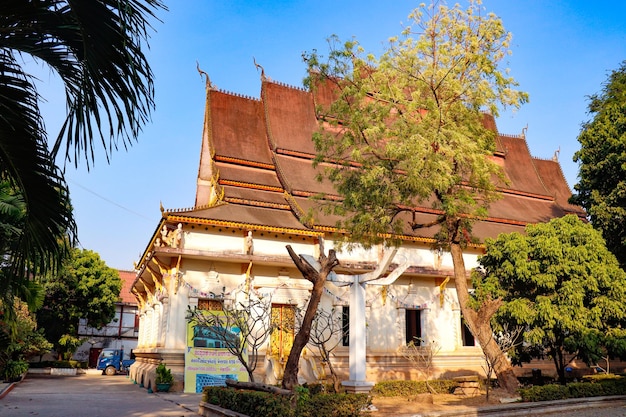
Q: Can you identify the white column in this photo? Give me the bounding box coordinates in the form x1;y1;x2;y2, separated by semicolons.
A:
154;303;163;347
350;280;366;381
146;307;155;347
342;278;374;393
138;313;146;347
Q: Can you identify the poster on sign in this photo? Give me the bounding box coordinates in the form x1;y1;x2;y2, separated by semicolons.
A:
185;312;249;393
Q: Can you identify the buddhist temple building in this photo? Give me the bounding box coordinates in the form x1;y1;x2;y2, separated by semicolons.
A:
128;70;584;393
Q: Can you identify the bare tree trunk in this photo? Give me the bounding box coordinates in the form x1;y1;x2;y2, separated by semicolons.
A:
318;344;340;392
554;347;566;384
246;366;255;383
450;242;519;394
282;245;339;390
327;358;341;393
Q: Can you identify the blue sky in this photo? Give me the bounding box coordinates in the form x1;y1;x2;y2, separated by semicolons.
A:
38;1;626;270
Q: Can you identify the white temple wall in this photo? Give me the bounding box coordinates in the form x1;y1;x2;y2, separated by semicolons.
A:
327;242;379;263
182;260;244;297
135;226;491;389
428;289;461;352
366;292;400;352
182;227;315;258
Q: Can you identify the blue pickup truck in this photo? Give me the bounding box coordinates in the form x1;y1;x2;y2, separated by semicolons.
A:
96;348;135;376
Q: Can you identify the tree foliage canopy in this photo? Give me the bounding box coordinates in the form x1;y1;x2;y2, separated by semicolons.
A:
571;61;626;268
0;297;52;366
304;0;527;249
303;0;527;393
473;215;626;382
37;248;121;358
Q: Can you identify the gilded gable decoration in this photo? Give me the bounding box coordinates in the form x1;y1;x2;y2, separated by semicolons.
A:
196;62;216;91
253;57;268;81
157;223;184;248
207;170;224;207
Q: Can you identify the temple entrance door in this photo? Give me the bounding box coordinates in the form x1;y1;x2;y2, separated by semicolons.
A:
270;304;295;363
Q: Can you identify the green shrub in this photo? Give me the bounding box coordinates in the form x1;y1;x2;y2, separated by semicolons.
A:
519;383;570;402
67;360;87;369
371;380;458;397
304;382;337;394
299;392;370;417
593;377;626;395
519;378;626;402
582;373;622;382
203;387;294;417
203;386;371;417
2;360;28;382
567;381;604;398
28;360;87;369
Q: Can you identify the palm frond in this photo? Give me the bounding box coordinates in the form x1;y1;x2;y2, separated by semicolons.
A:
0;0;165;168
0;48;75;278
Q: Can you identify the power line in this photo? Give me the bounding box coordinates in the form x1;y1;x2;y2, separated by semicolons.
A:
68;178;154;222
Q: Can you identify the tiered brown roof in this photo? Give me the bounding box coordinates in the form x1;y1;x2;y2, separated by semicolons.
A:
166;76;585;243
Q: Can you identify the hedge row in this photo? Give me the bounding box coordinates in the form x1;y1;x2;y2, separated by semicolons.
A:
519;377;626;402
28;360;87;369
370;379;459;397
203;386;371;417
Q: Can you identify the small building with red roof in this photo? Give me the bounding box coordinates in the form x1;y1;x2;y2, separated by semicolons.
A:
75;270;139;367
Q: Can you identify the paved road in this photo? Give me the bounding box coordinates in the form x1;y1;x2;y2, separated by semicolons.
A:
0;373;202;417
6;374;626;417
538;404;626;417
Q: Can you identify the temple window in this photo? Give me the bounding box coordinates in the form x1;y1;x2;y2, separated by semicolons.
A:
405;309;422;344
341;306;350;346
461;316;475;346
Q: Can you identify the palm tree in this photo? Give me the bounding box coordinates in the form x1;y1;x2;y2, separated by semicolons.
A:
0;1;165;297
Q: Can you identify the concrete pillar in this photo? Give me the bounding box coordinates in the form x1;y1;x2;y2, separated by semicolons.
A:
342;278;374;394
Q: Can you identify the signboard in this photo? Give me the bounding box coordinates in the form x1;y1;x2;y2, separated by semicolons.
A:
184;313;249;393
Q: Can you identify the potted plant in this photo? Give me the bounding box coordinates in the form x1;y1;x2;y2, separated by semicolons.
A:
155;362;173;392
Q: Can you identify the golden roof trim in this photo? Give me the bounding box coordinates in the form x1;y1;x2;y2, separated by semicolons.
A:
215;155;275;170
219;179;283;193
224;196;291;210
165;215;323;237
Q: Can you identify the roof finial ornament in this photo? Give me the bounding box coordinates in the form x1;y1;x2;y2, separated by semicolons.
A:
253;57;266;80
196;61;215;90
159;201;165;214
521;124;528;138
553;146;560;162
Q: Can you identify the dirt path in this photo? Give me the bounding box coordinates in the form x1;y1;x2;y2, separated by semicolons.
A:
370;388;512;416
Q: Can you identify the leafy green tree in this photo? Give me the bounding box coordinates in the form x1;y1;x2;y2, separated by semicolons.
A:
472;215;626;384
0;297;52;369
0;0;165;300
37;248;121;359
303;1;527;393
571;61;626;268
